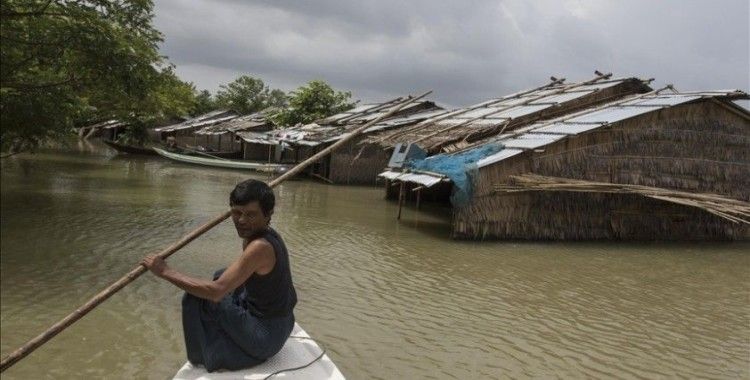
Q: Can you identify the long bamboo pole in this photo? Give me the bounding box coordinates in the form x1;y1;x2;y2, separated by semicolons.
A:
0;90;432;372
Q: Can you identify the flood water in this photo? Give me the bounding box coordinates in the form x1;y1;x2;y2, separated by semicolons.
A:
1;141;748;379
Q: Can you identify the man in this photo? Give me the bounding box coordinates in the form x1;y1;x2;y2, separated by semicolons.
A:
141;179;297;372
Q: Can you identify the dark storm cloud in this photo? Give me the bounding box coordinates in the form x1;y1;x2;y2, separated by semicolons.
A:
154;0;749;107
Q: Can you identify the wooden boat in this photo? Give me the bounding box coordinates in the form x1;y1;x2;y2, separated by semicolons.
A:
173;323;345;380
103;140;158;155
182;145;242;159
153;147;292;173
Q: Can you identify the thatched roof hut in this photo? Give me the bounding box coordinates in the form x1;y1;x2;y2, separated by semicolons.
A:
237;96;444;183
381;88;750;240
152;110;238;146
192;110;276;153
365;73;653;154
78;119;129;140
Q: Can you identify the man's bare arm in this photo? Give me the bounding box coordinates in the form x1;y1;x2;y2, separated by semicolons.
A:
141;239;275;302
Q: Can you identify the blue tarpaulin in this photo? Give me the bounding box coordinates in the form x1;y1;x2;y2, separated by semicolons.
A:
405;143;505;205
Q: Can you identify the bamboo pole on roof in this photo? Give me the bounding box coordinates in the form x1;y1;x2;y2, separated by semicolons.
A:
440;79;655;152
460;86;675;154
372;77;568;145
442;79;663;155
335;97;405;124
411;72;614;148
0;91;433;373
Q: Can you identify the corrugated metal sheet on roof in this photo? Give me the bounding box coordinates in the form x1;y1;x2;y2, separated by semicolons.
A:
529;90;595;105
195;112;271;135
569;107;656;124
370;76;653;150
490;104;551;119
621;95;702;107
272;99;442;146
471;89;748;169
501;135;565;150
377;170;445;187
154;110;238;132
476;148;524;168
534;123;605;135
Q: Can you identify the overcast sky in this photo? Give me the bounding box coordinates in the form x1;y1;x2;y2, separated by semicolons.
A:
154;0;749;107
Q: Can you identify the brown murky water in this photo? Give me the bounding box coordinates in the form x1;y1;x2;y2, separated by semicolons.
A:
1;141;748;379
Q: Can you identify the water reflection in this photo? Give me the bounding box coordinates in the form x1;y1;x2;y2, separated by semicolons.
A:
1;141;748;379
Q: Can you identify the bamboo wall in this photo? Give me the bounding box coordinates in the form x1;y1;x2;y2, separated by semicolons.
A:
454;192;749;240
242;142;275;161
454;100;750;240
328;137;393;185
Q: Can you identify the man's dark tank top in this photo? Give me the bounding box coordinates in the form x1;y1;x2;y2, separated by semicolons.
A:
240;227;297;318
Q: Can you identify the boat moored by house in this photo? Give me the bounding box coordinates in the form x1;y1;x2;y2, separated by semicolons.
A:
153;147;292;173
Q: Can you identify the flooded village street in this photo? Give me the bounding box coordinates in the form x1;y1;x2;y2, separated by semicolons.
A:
1;142;748;379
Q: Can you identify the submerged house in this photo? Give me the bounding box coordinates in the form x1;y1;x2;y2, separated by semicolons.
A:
193;110;276;154
381;87;750;240
237;97;444;184
78;119;128;140
352;73;653;189
152;110;238;147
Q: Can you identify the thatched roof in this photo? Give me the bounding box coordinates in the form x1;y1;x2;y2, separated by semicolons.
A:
83;119;128;130
237;96;444;146
366;73;652;153
194;109;275;136
474;88;748;169
379;88;749;197
153;110;238;133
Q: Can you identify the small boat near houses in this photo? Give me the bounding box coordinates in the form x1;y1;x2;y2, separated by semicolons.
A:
172;323;345;380
104;139;243;159
181;145;243;159
153;147;292;173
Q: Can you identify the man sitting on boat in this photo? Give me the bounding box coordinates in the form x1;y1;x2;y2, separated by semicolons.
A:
141;179;297;372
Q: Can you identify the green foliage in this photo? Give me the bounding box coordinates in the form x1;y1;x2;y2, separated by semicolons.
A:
190;89;216;117
0;0;195;151
271;80;354;127
215;75;286;115
115;121;149;146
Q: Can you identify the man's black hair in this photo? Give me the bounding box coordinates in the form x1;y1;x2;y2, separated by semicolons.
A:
229;179;275;216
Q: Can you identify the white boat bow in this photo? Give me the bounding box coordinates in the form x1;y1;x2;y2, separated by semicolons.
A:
173;323;344;380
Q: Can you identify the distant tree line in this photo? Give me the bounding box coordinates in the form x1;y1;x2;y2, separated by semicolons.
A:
190;77;355;127
0;0;354;152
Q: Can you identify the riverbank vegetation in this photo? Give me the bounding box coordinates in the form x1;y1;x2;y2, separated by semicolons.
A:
0;1;354;153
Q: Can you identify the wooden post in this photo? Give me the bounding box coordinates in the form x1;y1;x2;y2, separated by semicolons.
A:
217;134;222;151
397;182;405;220
415;187;422;227
416;187;422;211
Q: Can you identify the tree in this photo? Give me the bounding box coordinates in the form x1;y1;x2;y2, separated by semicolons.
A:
271;80;354;127
115;67;195;145
0;0;195;151
214;75;286;115
190;89;217;117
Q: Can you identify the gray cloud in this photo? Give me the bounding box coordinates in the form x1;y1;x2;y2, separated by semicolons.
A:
154;0;750;107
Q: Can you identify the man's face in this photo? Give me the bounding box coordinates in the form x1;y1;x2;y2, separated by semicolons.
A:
230;201;269;239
